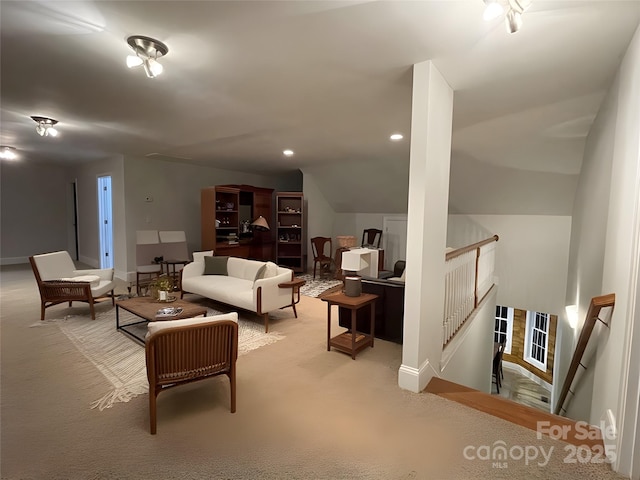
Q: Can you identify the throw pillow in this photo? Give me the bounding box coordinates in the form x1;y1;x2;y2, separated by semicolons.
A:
203;256;229;275
263;262;278;278
254;264;267;282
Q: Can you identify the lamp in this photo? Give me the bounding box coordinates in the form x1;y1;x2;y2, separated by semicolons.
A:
481;0;529;34
251;216;270;232
126;35;168;79
0;146;17;160
341;251;370;297
31;116;59;137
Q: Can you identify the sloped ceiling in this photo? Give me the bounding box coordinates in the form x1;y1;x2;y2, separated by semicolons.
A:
1;1;639;215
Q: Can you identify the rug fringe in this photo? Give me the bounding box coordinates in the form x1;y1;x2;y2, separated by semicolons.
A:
91;382;149;411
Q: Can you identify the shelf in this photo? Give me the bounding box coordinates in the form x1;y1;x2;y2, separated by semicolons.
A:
276;193;304;274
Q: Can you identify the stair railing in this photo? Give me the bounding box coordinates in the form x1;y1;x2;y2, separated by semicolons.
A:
554;293;616;415
443;235;499;346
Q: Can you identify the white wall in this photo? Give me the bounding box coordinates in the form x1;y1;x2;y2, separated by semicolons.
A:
559;24;640;476
0;161;70;264
467;215;571;316
440;288;496;392
70;156;126;280
593;24;640;476
302;172;336;270
447;214;494;248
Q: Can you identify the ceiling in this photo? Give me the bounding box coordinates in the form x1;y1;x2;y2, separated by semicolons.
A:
1;1;639;213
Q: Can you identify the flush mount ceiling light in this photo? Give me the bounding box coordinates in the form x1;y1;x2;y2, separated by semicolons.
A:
126;35;168;78
482;0;530;34
389;133;403;141
0;146;17;160
31;116;59;137
283;149;294;156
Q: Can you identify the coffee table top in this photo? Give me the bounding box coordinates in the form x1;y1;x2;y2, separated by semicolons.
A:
116;296;207;322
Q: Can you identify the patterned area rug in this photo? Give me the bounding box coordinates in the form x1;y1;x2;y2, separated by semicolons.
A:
31;308;284;410
298;273;343;297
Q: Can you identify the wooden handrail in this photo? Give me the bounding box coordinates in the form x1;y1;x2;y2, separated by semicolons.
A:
554;293;616;415
445;235;499;261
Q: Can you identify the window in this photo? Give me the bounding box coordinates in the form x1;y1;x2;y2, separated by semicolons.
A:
524;311;550;371
494;305;514;354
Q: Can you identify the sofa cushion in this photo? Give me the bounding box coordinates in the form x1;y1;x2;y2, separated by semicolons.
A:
204;256;228;275
146;312;238;340
181;275;254;311
227;257;267;282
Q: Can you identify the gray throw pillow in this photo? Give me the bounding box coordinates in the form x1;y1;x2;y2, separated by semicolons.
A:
203;256;229;275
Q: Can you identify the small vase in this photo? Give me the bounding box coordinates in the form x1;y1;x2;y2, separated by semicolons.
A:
158;290;168;301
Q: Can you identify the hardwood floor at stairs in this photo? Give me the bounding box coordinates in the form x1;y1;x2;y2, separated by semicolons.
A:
425;377;604;452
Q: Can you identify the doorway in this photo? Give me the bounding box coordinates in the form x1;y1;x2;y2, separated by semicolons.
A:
67;180;79;261
97;175;113;269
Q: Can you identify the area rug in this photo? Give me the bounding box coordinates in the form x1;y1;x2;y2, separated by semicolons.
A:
31;308;284;411
298;273;342;297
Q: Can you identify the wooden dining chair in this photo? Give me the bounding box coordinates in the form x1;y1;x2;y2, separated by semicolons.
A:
310;236;334;279
361;228;382;249
492;343;505;393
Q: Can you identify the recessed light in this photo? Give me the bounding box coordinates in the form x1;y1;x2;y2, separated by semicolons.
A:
283;149;294;156
0;146;17;160
390;133;403;141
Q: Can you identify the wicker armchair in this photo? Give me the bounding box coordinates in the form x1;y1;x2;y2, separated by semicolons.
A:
145;313;239;434
29;251;115;320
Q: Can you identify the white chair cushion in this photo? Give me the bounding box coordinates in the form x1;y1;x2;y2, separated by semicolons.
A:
33;251;76;280
137;230;160;245
60;275;101;288
137;264;162;274
159;231;187;243
146;312;238;339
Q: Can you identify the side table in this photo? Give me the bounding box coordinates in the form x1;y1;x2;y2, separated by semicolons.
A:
278;277;306;318
322;292;378;360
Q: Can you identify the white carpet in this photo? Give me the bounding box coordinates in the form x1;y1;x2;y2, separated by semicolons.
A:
31;308;284;411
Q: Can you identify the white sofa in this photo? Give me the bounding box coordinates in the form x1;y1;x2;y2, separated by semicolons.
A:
181;255;295;332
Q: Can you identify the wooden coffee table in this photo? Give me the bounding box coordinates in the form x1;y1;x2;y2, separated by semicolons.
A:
116;296;208;344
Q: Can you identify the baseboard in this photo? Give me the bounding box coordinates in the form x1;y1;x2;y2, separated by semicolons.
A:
398;357;437;393
0;256;29;266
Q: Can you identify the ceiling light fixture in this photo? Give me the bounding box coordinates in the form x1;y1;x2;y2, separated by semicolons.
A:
126;35;168;79
283;149;294;156
31;116;59;137
483;0;504;21
0;146;17;160
482;0;530;34
389;133;403;141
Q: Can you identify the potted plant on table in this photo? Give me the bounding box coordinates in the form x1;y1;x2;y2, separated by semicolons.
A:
149;274;173;301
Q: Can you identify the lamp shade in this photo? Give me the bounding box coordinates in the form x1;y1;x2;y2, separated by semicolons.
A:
251;216;270;231
341;251;369;273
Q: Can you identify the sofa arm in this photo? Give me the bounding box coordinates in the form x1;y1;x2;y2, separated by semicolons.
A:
254;271;293;313
73;268;114;281
181;261;204;280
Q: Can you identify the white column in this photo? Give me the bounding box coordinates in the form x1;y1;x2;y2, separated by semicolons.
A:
398;60;454;392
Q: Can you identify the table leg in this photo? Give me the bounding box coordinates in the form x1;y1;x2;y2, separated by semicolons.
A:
327;303;332;351
370;302;375;348
116;304;120;330
351;308;356;360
